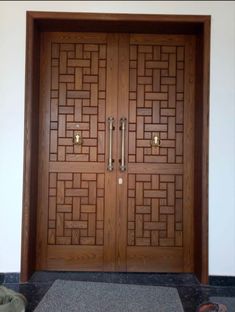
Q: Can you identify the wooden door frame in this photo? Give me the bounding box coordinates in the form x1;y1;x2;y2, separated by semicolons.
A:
21;11;210;283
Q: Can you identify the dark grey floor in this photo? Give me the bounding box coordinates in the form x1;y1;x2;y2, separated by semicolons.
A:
2;272;235;312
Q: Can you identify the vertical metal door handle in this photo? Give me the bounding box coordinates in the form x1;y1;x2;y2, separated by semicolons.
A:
119;117;127;172
107;117;114;171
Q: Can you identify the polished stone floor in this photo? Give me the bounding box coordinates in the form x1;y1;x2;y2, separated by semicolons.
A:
1;272;235;311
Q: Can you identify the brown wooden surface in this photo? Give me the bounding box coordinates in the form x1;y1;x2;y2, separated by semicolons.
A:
183;37;195;272
122;34;195;272
21;13;40;282
47;246;104;270
21;12;210;283
194;19;210;284
36;32;196;272
201;19;210;284
30;11;210;35
36;32;118;270
194;32;204;284
36;33;51;269
127;247;183;272
103;34;119;270
116;34;130;271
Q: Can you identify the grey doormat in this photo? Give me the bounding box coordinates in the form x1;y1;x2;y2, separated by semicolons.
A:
210;297;235;312
34;280;184;312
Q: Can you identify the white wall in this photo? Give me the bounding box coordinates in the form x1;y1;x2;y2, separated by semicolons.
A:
0;1;234;276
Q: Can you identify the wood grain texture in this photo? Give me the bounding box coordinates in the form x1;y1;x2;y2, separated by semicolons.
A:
115;34;129;271
21;13;40;282
47;246;103;270
36;32;117;271
200;19;210;284
21;12;210;283
103;34;119;270
127;247;183;272
47;172;105;246
47;35;107;163
28;11;210;35
183;37;196;272
37;33;196;272
125;34;196;272
194;19;210;284
128;39;185;166
36;33;51;269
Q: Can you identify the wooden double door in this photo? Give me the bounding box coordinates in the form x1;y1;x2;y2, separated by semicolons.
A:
36;32;195;272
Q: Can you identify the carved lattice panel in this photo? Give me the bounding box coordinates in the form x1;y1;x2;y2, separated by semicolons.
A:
48;172;104;246
49;42;107;162
128;44;184;164
127;174;183;247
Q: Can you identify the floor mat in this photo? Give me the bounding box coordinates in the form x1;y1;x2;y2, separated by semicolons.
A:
34;280;184;312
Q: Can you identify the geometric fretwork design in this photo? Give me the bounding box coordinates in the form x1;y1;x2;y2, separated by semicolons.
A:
128;44;185;163
127;174;183;247
48;172;104;246
49;42;107;162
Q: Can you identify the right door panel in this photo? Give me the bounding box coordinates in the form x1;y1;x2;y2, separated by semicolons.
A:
118;34;196;272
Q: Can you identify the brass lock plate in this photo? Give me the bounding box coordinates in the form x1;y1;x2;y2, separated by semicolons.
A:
74;133;82;145
151;134;161;147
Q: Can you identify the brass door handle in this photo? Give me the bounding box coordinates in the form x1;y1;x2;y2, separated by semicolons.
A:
119;117;127;172
107;117;114;171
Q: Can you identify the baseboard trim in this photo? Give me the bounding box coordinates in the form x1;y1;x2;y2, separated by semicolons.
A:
0;273;20;284
1;272;235;286
209;275;235;286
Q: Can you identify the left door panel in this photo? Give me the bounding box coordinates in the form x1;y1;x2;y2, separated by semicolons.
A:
36;32;118;271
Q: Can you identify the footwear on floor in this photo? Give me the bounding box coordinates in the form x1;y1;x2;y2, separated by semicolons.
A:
197;302;227;312
0;286;27;312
